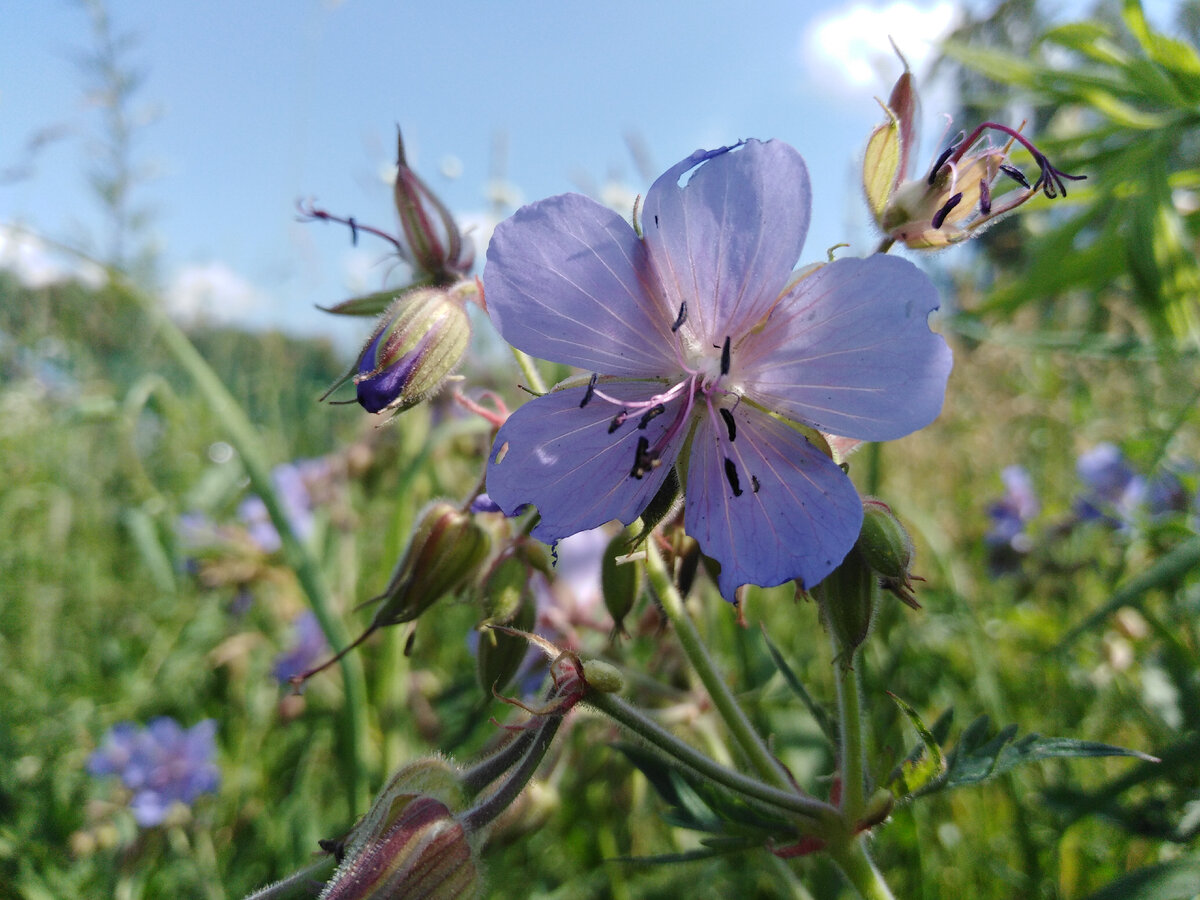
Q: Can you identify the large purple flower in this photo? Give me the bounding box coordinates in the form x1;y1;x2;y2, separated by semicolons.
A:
484;140;952;599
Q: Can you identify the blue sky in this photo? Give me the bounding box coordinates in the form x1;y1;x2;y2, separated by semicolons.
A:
0;0;1139;345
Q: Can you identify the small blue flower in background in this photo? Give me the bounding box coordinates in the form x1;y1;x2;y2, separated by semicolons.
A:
985;465;1039;553
87;718;220;826
238;459;331;553
483;139;952;599
1074;443;1146;526
272;610;330;684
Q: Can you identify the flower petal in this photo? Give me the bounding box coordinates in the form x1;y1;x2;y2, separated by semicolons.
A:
684;405;863;600
642;140;811;345
487;382;683;544
740;255;952;441
484;194;677;375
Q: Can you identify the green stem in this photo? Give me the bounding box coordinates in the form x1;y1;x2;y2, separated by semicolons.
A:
511;347;548;395
120;275;371;812
241;856;337;900
827;837;895;900
643;540;792;791
587;691;835;825
835;651;867;823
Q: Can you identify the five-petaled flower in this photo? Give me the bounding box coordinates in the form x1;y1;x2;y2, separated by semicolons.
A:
484;140;952;599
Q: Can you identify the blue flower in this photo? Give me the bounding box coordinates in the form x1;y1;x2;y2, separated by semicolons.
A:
483;140;952;599
1074;443;1145;526
272;610;330;684
87;718;220;826
985;465;1038;552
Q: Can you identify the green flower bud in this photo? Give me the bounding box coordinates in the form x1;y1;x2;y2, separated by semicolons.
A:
858;498;921;609
600;531;642;636
814;545;877;661
477;563;536;696
371;501;491;628
393;129;475;282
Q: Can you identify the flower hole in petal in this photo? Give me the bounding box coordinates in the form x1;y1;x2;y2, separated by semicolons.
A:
494;441;510;465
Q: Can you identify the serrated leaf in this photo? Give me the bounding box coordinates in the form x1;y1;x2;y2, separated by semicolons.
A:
886;694;947;800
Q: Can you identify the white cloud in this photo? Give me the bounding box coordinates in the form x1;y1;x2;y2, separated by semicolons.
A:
801;1;962;93
165;261;270;326
0;226;107;290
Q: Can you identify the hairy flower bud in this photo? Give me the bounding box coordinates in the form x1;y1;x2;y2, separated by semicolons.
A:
600;530;642;636
393;129;475;282
814;545;878;662
320;795;480;900
370;501;491;628
858;498;921;609
350;286;471;416
477;556;537;695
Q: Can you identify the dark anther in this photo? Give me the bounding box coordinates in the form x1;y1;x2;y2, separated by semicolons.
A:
927;133;964;185
348;217;359;246
720;336;731;376
1000;164;1031;188
751;475;761;494
671;301;688;332
724;457;743;497
630;436;660;479
1034;155;1086;200
931;192;964;229
608;409;629;434
979;179;992;216
654;215;659;228
580;373;598;408
638;403;666;429
719;407;736;442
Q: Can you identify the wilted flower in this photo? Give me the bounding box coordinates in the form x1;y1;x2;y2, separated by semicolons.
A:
87;718;220;826
273;611;330;684
864;66;1084;249
484;140;952;599
392;129;476;283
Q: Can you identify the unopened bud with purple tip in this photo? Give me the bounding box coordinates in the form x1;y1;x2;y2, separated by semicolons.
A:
331;285;471;417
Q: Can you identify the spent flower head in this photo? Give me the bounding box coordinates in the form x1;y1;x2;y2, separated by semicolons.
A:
865;66;1084;249
484;140;952;599
87;718;220;826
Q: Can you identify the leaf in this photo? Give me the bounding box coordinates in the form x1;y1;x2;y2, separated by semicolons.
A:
900;714;1157;799
759;630;836;748
1080;855;1200;900
318;288;405;317
886;694;947;800
863;105;901;220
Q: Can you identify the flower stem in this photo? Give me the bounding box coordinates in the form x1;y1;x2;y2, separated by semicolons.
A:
643;540;792;791
835;651;867;822
827;838;896;900
241;855;337;900
587;691;835;825
119;274;371;813
510;347;548;395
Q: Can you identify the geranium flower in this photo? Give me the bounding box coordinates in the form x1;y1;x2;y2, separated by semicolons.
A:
484;140;952;599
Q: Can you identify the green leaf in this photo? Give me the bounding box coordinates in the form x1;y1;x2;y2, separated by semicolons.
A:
886;693;947;800
318;287;406;317
863;105;901;220
760;630;837;748
1080;855;1200;900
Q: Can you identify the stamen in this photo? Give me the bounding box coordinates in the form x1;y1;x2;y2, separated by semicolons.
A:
932;192;964;229
720;336;731;376
751;475;761;494
348;216;359;246
638;403;666;429
580;373;598;408
630;436;660;479
724;457;743;497
671;301;688;332
979;179;991;216
1000;164;1030;188
608;409;628;434
927;133;964;185
719;407;736;442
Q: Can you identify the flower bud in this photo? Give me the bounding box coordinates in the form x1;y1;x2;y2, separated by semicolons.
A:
351;286;471;416
393;129;475;282
813;545;877;661
600;531;642;636
477;591;536;697
858;498;921;609
370;501;491;628
320;795;480;900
